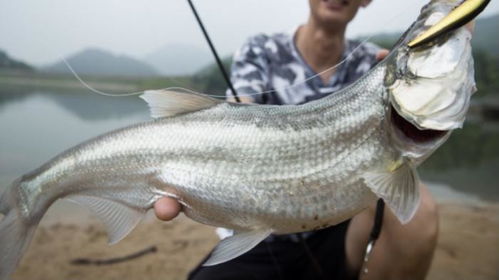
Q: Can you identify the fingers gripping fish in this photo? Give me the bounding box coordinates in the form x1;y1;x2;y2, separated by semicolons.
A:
0;0;488;278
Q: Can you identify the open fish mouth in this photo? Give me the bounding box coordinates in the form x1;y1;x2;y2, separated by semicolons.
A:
386;0;489;132
390;107;447;144
382;0;491;159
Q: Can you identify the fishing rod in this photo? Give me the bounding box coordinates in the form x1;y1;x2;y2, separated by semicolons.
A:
186;0;240;103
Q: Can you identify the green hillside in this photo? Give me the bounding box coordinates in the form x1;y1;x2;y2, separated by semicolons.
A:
0;50;33;71
42;48;158;77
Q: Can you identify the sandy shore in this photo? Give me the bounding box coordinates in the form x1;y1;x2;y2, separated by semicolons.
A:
10;201;499;280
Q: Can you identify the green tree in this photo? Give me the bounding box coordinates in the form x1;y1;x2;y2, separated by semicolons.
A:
191;57;233;96
473;49;499;97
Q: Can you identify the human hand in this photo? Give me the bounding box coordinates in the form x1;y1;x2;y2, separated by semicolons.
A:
376;49;389;61
154;197;182;221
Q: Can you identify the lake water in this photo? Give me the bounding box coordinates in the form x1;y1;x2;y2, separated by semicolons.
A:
0;86;498;205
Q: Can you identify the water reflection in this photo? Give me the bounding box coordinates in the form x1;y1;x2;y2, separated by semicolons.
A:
0;87;149;187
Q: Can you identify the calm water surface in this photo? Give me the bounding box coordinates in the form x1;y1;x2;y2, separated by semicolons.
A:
0;87;498;203
0;87;148;188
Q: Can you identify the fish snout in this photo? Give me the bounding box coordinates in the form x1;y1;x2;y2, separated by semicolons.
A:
407;0;489;49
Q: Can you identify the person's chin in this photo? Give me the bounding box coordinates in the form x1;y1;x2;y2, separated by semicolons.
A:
317;11;348;26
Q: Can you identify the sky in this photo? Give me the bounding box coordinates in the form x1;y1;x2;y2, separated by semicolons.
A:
0;0;498;66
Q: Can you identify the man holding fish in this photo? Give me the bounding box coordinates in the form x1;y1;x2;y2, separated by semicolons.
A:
155;0;439;279
0;0;485;279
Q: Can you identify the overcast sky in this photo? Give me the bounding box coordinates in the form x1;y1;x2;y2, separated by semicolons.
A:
1;0;498;66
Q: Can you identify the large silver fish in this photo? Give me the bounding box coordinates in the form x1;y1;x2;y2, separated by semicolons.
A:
0;0;488;278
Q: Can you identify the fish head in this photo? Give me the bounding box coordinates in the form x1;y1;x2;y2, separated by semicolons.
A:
383;0;487;161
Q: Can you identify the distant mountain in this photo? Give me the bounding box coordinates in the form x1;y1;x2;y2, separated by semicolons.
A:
42;48;158;77
0;50;33;71
144;44;212;76
364;13;499;56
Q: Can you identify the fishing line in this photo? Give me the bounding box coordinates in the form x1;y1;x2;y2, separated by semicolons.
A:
62;58;144;97
62;58;194;97
63;0;422;99
61;35;373;99
62;32;376;99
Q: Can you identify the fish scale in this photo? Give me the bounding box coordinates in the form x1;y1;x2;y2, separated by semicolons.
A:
155;66;389;232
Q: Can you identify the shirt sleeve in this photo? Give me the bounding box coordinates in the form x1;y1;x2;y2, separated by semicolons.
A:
226;34;271;104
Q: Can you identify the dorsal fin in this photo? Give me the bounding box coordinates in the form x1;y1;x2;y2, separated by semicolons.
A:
140;89;222;118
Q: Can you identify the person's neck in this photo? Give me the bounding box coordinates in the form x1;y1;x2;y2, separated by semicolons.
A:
295;18;346;84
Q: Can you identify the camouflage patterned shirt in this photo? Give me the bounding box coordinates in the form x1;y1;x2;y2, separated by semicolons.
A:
226;31;380;105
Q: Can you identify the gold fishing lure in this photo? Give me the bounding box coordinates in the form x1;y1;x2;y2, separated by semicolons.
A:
408;0;491;48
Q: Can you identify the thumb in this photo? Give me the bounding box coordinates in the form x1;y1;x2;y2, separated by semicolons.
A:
154;197;182;221
376;49;390;61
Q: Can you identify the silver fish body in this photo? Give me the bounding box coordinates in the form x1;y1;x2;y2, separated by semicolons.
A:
16;64;387;234
0;0;481;277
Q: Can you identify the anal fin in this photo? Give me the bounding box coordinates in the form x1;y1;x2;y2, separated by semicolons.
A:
203;229;272;266
361;163;421;224
67;195;145;244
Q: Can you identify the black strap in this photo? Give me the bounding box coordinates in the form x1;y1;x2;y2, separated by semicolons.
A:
358;199;385;279
370;199;385;242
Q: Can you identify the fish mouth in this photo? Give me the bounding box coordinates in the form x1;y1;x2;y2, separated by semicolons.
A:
385;0;484;132
390;106;447;144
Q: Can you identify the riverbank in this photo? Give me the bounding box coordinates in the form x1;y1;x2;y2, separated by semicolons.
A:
9;200;499;280
0;70;193;94
428;202;499;280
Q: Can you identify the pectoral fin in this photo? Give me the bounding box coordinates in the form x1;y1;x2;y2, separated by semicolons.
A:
361;163;421;224
203;229;272;266
67;195;145;245
140;89;222;118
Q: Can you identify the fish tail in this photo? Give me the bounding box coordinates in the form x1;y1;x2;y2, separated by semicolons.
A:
0;189;38;280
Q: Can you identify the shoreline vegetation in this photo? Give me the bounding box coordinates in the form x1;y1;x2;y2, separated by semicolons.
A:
0;70;195;94
1;69;497;123
9;199;499;280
